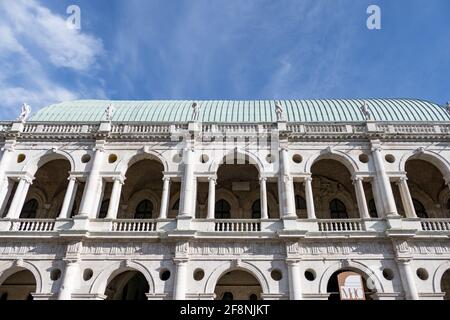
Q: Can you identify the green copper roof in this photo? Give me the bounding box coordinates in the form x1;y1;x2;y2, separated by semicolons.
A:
29;99;450;123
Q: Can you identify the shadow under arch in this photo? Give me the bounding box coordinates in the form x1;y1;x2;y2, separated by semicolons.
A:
400;150;450;178
116;150;169;176
209;148;264;174
90;261;155;296
23;150;75;176
204;261;270;296
305;149;359;175
0;261;43;294
433;260;450;293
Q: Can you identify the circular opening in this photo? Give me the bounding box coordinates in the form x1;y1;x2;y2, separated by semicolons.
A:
416;268;429;281
385;154;396;163
160;269;171;281
17;154;26;163
81;154;91;163
108;154;118;163
200;154;209;164
266;154;275;163
382;268;394;280
304;269;316;281
292;154;303;164
83;268;93;281
50;268;61;281
359;154;369;163
271;269;283;281
172;153;182;163
193;269;205;281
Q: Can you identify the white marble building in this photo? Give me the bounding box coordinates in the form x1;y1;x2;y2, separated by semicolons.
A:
0;99;449;300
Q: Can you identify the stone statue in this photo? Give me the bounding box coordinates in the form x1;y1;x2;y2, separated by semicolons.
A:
446;102;450;115
275;102;284;121
105;104;114;122
360;102;372;120
18;103;31;122
191;102;200;121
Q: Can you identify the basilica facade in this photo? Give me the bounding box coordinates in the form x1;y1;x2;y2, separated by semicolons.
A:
0;99;449;300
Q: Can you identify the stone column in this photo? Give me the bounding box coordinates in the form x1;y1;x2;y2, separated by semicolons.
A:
207;177;216;219
259;177;269;219
371;145;398;216
58;260;79;300
287;259;303;300
353;177;370;219
159;177;171;219
280;148;296;217
370;178;384;218
0;146;15;212
304;177;316;219
59;177;78;219
173;258;188;300
397;177;417;218
6;177;32;219
106;177;124;220
78;147;105;218
180;146;195;218
396;259;419;300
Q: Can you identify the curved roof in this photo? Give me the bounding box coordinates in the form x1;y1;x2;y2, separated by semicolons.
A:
29;99;450;123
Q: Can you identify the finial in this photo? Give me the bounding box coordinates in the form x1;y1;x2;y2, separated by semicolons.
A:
18;103;31;123
105;103;114;122
191;102;200;121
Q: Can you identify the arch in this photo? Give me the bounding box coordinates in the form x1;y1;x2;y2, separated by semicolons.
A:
305;150;359;175
432;261;450;293
329;198;348;219
125;189;160;219
215;199;231;219
215;189;240;215
90;261;155;296
319;260;384;294
116;151;168;176
204;261;270;295
209;149;264;174
23;150;75;176
400;150;450;177
0;261;43;294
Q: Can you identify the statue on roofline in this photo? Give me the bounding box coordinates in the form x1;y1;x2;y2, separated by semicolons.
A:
105;104;114;122
18;103;31;123
360;101;372;121
191;102;200;121
275;101;284;121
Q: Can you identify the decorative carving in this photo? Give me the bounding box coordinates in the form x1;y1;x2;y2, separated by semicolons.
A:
18;103;31;123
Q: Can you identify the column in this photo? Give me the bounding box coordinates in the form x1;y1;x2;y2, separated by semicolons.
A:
0;147;14;212
304;177;316;219
57;260;79;300
106;177;124;219
159;177;171;219
287;259;302;300
353;177;370;219
6;177;32;219
370;178;384;218
397;259;419;300
280;148;296;217
397;177;417;218
173;258;188;300
78;148;105;218
180;146;195;218
260;177;269;219
207;177;216;219
371;145;398;216
59;177;78;219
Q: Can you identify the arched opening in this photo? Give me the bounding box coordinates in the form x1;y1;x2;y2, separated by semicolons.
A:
134;200;154;219
326;269;375;300
118;159;166;219
214;270;263;300
403;159;447;218
20;159;71;218
310;159;359;219
215;154;279;219
0;269;36;300
329;199;348;219
215;199;231;219
251;200;261;219
441;269;450;300
105;270;149;300
20;199;38;219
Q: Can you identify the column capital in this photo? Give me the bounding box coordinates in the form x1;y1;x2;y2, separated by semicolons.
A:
207;176;217;183
371;146;382;153
113;176;126;184
304;176;313;182
162;176;171;182
286;258;301;266
19;175;33;185
173;257;189;265
352;176;364;183
395;257;412;265
67;176;78;182
93;146;105;153
1;145;15;152
398;176;408;183
259;176;267;182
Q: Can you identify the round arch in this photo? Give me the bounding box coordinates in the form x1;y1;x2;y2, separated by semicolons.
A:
215;189;240;215
204;261;270;295
319;260;384;294
116;151;168;176
90;261;155;296
305;150;359;175
433;261;450;293
209;149;264;174
123;189;160;219
400;150;450;178
0;261;43;294
23;150;75;176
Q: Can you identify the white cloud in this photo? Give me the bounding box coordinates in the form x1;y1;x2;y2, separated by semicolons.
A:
0;0;104;119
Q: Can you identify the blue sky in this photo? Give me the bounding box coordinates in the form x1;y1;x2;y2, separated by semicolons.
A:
0;0;449;120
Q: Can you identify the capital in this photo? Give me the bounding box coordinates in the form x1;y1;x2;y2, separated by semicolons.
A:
20;176;33;184
371;146;382;153
208;177;217;183
162;176;171;182
113;176;126;184
304;176;313;182
68;176;77;182
259;176;267;182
